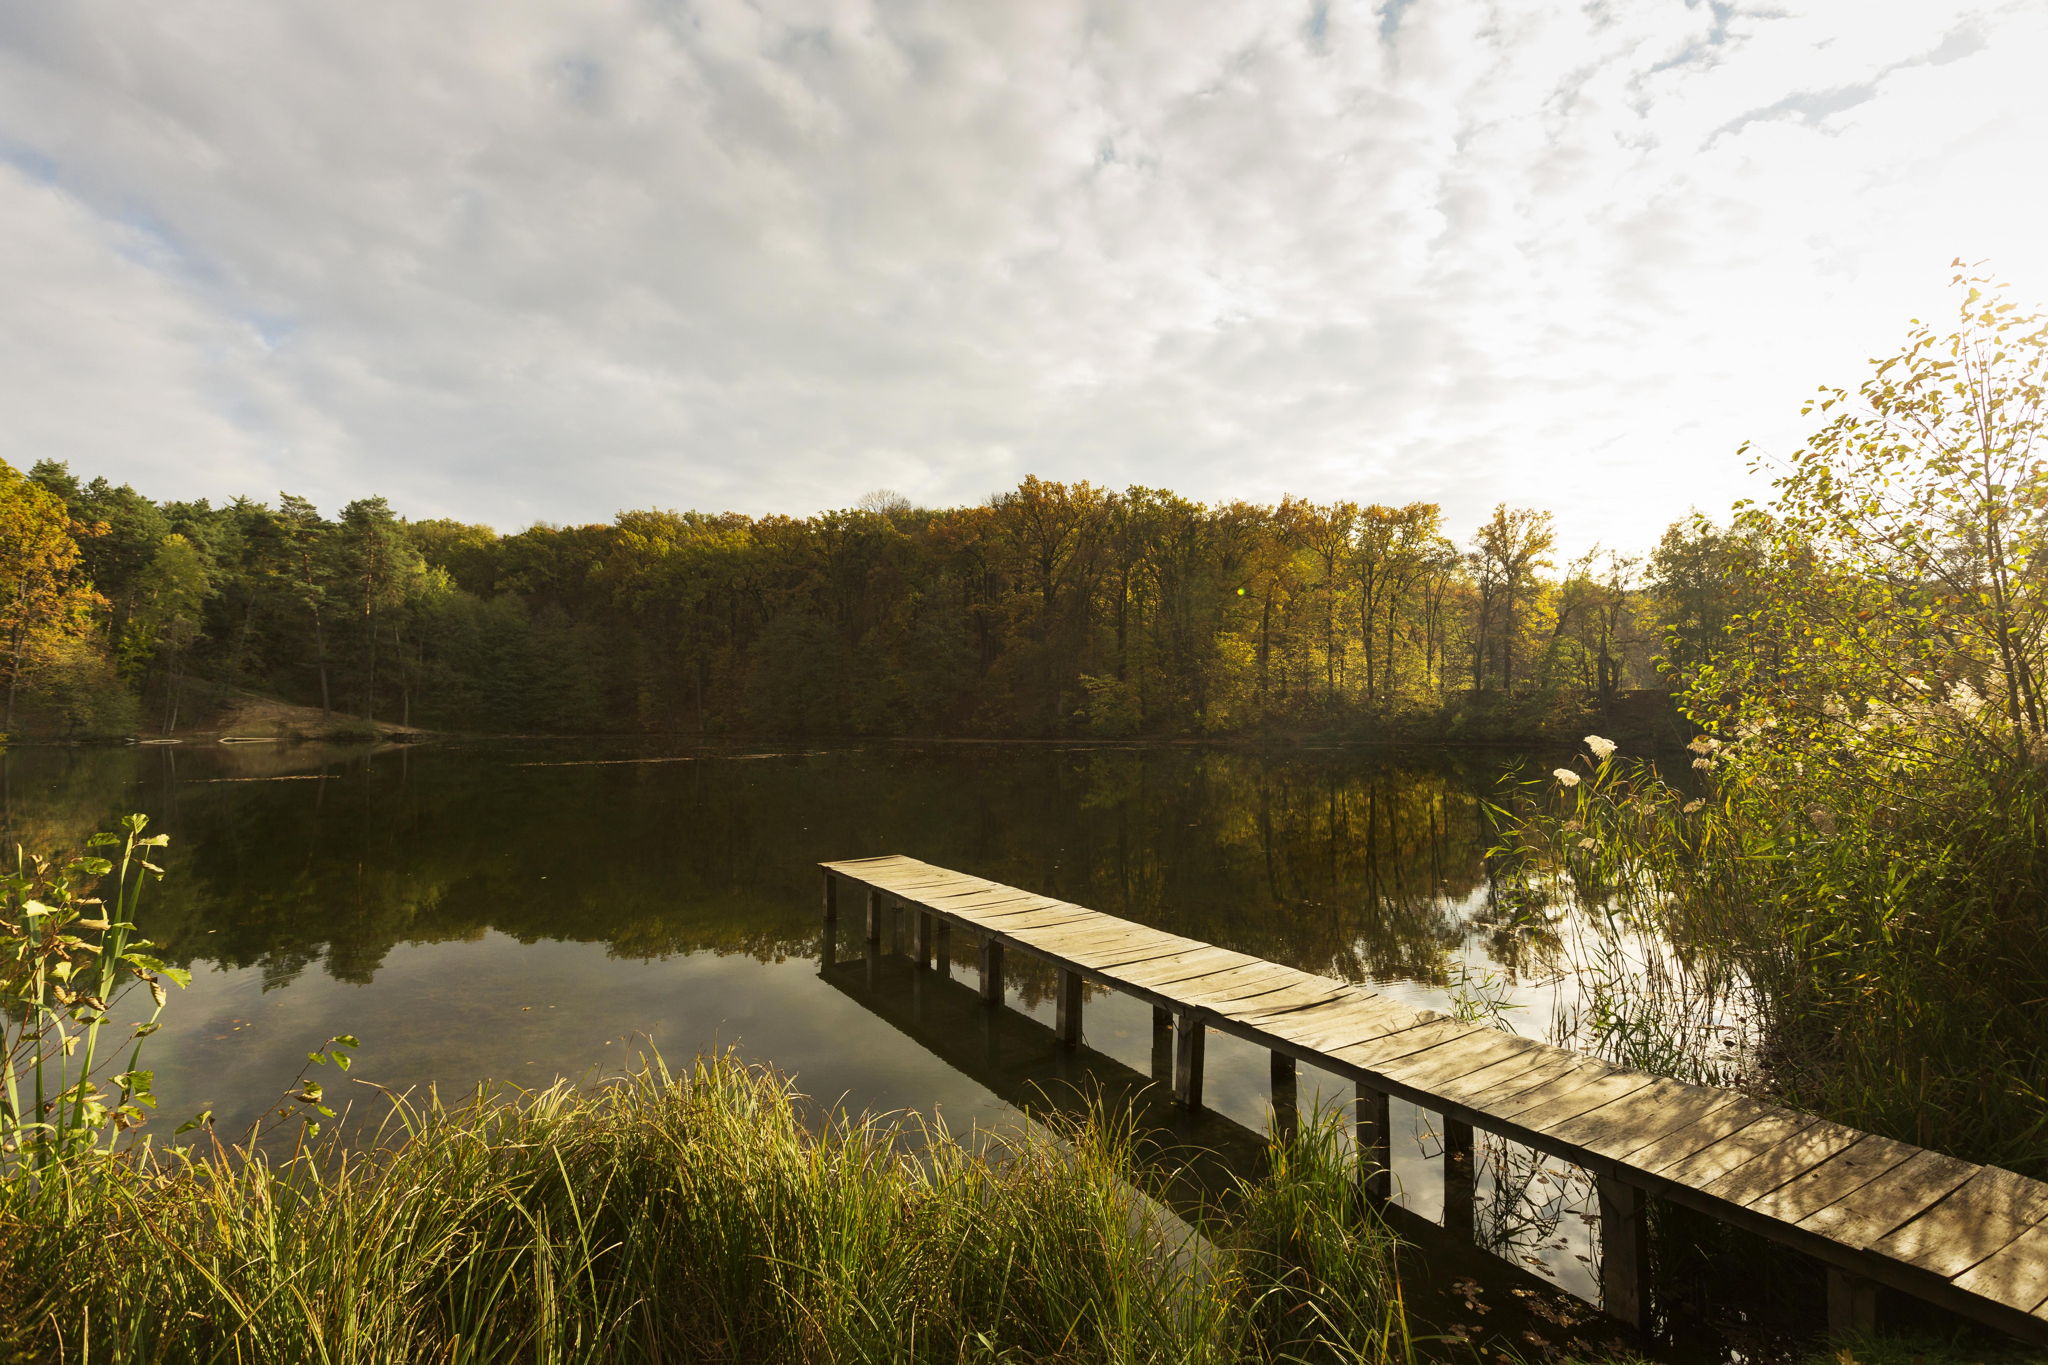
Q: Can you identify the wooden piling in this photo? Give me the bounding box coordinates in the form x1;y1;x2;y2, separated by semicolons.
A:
1173;1009;1205;1108
1357;1083;1391;1203
1271;1051;1299;1142
979;937;1004;1005
1443;1115;1475;1238
1056;968;1083;1047
1598;1174;1651;1329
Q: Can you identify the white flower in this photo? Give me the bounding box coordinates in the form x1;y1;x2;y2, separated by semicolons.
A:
1584;735;1618;761
1691;757;1716;771
1685;736;1720;755
1553;768;1581;787
1682;799;1704;814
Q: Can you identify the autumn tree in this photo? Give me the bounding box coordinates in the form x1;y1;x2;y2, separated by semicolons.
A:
1467;505;1555;692
0;460;103;729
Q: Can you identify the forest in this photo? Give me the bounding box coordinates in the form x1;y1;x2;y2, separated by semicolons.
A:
0;461;1733;741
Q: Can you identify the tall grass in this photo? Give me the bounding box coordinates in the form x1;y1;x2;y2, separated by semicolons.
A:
0;1053;1427;1364
1494;734;2048;1180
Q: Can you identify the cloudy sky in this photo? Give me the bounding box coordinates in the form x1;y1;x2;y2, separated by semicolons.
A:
3;1;2044;552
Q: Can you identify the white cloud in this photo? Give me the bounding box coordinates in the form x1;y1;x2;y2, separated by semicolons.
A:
0;0;2042;551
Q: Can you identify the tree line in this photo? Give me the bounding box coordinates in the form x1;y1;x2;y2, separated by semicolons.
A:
1;461;1733;739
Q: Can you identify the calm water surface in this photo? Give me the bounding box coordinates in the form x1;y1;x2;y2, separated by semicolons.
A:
0;739;1799;1355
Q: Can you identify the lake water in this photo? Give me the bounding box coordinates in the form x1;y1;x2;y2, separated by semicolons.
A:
0;738;1807;1357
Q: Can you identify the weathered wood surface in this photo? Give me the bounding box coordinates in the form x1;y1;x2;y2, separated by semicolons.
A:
820;855;2048;1343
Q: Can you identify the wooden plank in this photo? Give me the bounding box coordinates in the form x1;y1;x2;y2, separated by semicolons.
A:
1654;1110;1822;1189
1329;1018;1481;1073
1168;963;1314;1009
963;906;1100;933
1212;981;1355;1024
1475;1058;1629;1126
1266;1003;1435;1057
1233;983;1390;1024
1868;1166;2048;1282
1005;921;1186;956
1363;1029;1522;1091
1742;1131;1922;1226
857;865;975;890
1017;933;1200;974
1511;1071;1661;1136
1695;1116;1869;1210
921;890;1061;916
1550;1078;1744;1162
960;894;1085;917
1002;919;1177;951
1098;946;1260;987
820;855;915;875
1951;1222;2048;1316
1796;1148;1981;1251
1376;1030;1538;1092
1428;1040;1582;1107
1614;1096;1775;1174
1233;983;1392;1025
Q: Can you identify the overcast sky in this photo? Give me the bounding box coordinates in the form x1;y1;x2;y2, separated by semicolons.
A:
3;1;2044;554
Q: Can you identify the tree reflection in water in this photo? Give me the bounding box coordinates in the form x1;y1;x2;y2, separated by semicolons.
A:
0;740;1523;997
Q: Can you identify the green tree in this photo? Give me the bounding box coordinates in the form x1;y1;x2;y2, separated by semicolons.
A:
131;533;211;733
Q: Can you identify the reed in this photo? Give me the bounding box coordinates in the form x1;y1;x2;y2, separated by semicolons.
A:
1493;733;2048;1181
0;1052;1437;1364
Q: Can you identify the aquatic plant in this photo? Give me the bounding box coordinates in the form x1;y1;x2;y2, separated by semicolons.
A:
0;814;186;1169
0;1051;1436;1364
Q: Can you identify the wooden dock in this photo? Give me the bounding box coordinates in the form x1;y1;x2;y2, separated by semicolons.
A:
821;854;2048;1346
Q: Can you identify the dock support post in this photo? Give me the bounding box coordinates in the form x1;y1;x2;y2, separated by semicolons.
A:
1056;969;1083;1047
934;921;952;979
1442;1115;1475;1238
1826;1267;1878;1340
820;872;839;968
1173;1009;1205;1108
1151;1007;1173;1082
1598;1174;1651;1330
915;911;933;969
865;889;883;946
980;938;1004;1005
1356;1082;1391;1204
1271;1051;1298;1141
